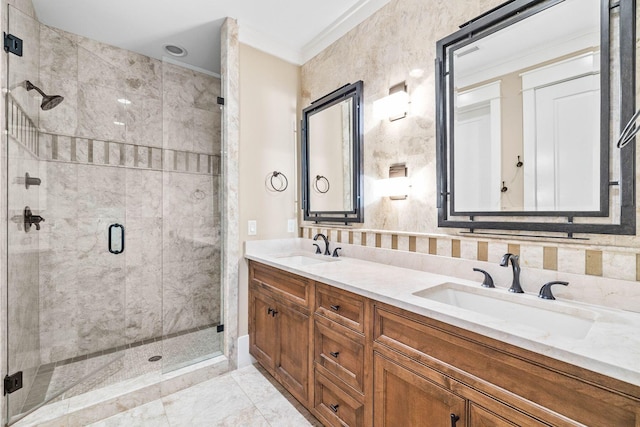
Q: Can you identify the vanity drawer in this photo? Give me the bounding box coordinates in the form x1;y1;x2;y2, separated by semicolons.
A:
314;315;365;394
250;261;312;307
316;282;365;333
314;369;365;427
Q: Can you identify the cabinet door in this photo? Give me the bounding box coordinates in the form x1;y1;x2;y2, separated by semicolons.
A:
249;287;278;370
277;303;310;403
469;404;516;427
373;353;466;427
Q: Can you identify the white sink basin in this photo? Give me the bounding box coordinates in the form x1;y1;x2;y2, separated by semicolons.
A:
275;253;340;266
413;282;597;340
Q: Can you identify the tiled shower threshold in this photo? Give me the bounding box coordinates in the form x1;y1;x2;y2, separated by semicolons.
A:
13;327;226;427
13;355;230;427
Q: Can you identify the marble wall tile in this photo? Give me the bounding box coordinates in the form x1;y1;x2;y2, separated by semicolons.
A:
380;233;392;249
124;51;162;99
77;83;126;142
125;94;162;147
602;251;636;281
76;138;89;163
162;63;220;111
92;140;105;164
437;238;452;257
40;25;78;82
125;264;162;343
162;260;220;334
78;46;124;90
125;169;162;218
520;244;544;269
76;266;126;354
39;160;78;219
459;239;477;260
397;235;410;251
76;164;125;218
557;247;587;275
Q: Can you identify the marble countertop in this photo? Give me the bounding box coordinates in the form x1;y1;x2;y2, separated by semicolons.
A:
245;239;640;389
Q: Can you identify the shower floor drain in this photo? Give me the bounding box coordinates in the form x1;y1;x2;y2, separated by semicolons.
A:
148;355;162;362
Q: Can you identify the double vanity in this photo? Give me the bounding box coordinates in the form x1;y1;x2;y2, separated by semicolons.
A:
246;238;640;426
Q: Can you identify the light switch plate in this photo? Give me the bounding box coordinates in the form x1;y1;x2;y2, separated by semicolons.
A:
248;220;257;236
287;219;296;233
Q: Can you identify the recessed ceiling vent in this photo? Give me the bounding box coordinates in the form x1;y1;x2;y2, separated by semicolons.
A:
163;44;187;57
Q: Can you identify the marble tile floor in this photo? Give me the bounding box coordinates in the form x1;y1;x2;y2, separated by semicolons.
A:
85;364;322;427
19;326;223;417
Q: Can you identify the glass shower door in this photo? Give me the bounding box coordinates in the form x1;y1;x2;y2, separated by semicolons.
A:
160;57;224;373
5;5;127;424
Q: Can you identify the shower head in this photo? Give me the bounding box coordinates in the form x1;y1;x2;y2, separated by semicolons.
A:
25;80;64;111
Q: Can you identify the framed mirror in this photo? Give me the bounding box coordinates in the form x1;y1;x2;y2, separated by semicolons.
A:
436;0;636;235
302;81;364;223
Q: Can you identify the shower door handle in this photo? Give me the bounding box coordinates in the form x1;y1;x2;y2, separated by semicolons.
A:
108;223;125;254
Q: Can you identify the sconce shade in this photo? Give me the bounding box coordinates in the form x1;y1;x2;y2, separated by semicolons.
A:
373;82;409;121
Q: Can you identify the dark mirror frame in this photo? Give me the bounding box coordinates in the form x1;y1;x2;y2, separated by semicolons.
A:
435;0;636;236
301;81;364;224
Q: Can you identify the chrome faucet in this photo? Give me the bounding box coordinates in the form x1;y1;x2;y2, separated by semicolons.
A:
500;253;524;293
313;233;331;255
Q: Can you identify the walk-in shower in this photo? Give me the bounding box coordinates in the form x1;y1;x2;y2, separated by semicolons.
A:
4;4;225;425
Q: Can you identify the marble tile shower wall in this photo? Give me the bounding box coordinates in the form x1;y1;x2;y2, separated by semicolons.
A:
25;24;223;364
300;0;640;276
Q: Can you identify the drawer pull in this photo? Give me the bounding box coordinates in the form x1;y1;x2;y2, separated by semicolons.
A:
329;404;339;413
330;305;340;311
329;351;340;358
450;414;460;427
267;307;278;317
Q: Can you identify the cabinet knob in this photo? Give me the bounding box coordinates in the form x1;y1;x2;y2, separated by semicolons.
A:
329;351;340;358
330;305;340;311
329;404;339;413
450;414;460;427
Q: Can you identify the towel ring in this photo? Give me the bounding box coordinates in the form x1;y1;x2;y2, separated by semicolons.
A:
268;171;288;192
314;175;330;194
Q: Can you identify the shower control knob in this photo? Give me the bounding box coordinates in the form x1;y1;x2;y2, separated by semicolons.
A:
23;206;45;232
25;172;41;189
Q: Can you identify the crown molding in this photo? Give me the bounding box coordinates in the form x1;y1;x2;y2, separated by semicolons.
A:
238;0;390;66
301;0;391;64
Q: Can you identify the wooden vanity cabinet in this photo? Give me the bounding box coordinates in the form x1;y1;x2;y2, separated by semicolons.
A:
249;261;314;405
248;262;640;427
373;301;640;427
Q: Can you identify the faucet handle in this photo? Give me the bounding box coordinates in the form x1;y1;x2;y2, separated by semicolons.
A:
538;281;569;300
313;243;321;254
332;247;342;258
472;268;494;288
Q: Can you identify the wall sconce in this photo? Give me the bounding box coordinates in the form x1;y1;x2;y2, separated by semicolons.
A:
378;163;410;200
373;82;409;121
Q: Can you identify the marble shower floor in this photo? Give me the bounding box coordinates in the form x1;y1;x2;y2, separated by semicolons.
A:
20;326;223;416
85;364;322;427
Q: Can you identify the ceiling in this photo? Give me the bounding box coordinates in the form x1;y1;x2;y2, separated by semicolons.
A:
31;0;390;76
